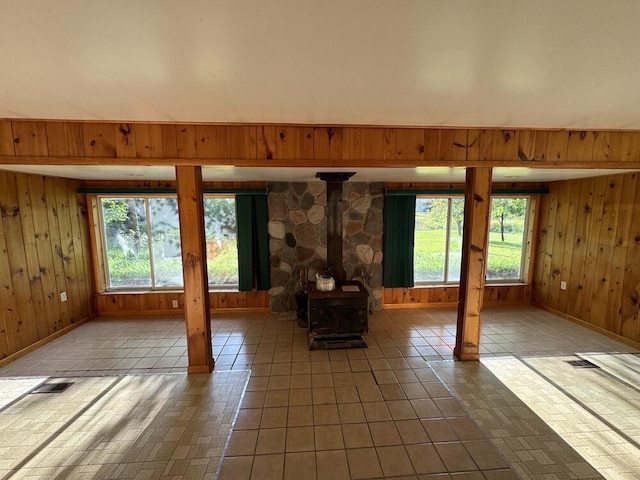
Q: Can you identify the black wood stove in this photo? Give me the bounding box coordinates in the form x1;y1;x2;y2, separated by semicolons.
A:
306;280;368;349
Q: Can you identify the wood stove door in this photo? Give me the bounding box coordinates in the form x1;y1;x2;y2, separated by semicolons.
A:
308;296;368;337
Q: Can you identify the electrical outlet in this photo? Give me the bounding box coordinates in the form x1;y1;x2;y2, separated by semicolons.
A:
172;300;179;308
560;281;567;291
60;291;67;302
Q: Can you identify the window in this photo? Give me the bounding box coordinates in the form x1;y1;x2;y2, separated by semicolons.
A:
414;196;529;284
99;195;238;290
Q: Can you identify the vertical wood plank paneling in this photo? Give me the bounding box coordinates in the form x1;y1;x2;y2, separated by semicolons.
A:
27;175;62;335
160;124;178;158
395;129;425;162
618;132;640;162
314;127;343;160
592;131;610;162
115;123;137;158
65;123;86;157
537;184;558;304
423;129;440;162
12;121;49;157
547;181;570;310
611;173;638;335
361;128;385;161
275;126;301;160
257;125;276;160
43;177;71;329
0;174;20;356
590;176;624;330
535;172;640;344
0;172;37;348
580;177;607;323
196;125;228;159
491;130;518;160
15;175;49;340
518;130;536;162
557;181;579;313
566;178;595;319
342;127;363;160
546;131;569;163
533;131;549;162
227;126;257;159
383;128;397;161
567;131;595;163
135;124;164;158
439;130;467;162
45;122;70;157
74;191;95;318
53;178;82;323
0;121;15;156
83;123;117;158
466;129;492;162
176;125;198;158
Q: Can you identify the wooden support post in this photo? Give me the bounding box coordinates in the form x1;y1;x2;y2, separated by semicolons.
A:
176;165;214;374
454;167;492;361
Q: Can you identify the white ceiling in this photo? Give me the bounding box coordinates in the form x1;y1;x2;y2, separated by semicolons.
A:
1;1;639;183
1;1;640;129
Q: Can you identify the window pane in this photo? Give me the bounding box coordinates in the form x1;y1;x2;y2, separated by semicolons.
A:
204;197;239;286
414;198;448;282
447;198;464;282
487;197;527;281
149;198;183;287
101;198;151;288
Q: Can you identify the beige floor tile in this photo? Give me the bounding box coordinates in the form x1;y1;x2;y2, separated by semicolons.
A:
316;449;350;480
346;447;383;479
226;430;258;456
256;428;286;455
312;387;337;405
335;386;360;403
218;456;253;480
362;401;392;422
342;423;374;449
369;421;402;446
377;445;416;477
288;405;314;427
338;402;367;424
463;440;508;470
314;424;344;451
395;419;431;444
405;443;447;475
286;426;316;452
258;406;287;428
284;451;317;480
434;442;479;472
313;404;340;425
250;453;285;480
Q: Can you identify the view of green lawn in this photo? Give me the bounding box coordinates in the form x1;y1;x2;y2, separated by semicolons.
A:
414;229;524;282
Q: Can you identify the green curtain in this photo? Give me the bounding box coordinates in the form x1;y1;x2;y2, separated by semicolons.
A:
236;194;271;291
383;194;416;288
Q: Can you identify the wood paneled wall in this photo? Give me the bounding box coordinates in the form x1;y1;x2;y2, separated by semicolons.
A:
2;120;640;168
96;291;269;315
0;171;95;360
383;284;530;308
532;172;640;343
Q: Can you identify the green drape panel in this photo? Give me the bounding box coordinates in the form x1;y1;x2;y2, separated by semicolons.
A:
383;195;416;288
236;195;271;292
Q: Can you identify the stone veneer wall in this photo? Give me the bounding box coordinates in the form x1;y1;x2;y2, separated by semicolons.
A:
267;181;384;313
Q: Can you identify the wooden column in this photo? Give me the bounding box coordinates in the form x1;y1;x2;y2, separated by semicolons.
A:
454;167;492;361
176;165;214;373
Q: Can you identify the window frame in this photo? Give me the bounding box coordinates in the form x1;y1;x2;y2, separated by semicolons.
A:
96;193;240;292
413;194;532;286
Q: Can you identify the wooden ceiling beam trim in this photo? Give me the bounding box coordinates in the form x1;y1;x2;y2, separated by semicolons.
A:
2;121;640;168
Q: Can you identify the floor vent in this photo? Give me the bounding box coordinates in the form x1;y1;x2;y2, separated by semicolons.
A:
30;382;73;394
567;359;599;369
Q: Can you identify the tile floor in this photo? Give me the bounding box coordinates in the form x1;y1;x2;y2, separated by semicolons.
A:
0;305;638;479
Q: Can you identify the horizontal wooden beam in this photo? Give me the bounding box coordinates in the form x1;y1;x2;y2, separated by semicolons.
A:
1;121;640;169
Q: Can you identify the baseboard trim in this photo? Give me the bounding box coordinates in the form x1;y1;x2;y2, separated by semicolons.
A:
382;300;527;310
97;307;270;316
